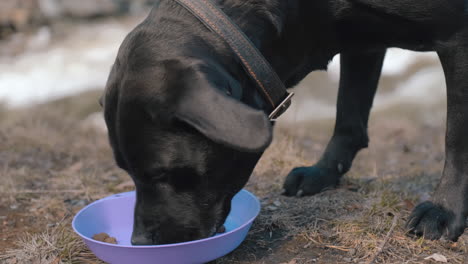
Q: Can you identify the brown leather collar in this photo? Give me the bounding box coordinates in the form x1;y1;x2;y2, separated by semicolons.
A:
173;0;293;121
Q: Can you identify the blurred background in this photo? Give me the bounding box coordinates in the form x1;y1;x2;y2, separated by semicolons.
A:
0;0;447;124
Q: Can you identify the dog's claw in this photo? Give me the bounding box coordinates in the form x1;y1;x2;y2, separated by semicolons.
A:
406;201;466;241
296;189;304;197
283;166;340;197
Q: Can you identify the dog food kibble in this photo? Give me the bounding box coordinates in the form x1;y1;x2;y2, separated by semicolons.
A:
93;232;118;244
104;236;118;244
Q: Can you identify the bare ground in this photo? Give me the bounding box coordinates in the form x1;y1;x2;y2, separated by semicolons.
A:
0;91;467;264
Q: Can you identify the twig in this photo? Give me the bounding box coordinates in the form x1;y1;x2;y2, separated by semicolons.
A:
302;233;351;252
324;244;351;252
367;214;399;264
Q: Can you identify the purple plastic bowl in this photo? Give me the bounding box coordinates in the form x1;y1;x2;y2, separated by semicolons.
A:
72;189;260;264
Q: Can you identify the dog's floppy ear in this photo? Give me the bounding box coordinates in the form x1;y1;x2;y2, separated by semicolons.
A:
174;70;273;152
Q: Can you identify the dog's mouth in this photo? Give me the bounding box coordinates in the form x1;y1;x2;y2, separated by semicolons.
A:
217;225;226;233
207;224;226;238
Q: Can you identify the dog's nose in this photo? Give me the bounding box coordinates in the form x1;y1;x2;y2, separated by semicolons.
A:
131;233;154;245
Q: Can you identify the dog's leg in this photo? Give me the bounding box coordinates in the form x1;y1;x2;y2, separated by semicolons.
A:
407;35;468;241
283;50;386;197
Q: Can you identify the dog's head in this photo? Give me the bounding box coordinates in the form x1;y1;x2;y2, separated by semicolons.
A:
101;35;272;244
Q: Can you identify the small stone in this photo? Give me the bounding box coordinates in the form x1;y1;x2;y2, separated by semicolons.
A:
424;253;447;263
273;200;282;207
64;199;88;207
266;205;278;211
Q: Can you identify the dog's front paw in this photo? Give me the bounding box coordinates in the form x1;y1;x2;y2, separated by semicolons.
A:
406;201;466;241
282;166;340;197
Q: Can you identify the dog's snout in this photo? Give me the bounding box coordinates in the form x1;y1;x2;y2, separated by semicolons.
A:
131;225;213;245
131;232;154;245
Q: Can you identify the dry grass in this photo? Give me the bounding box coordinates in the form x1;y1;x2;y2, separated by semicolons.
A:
1;220;97;264
0;91;467;264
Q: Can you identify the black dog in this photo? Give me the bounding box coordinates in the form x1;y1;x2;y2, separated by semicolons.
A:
101;0;468;245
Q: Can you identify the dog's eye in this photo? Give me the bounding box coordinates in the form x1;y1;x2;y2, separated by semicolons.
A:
168;167;201;191
139;168;169;183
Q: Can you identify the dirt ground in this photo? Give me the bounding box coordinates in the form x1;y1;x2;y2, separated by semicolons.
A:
0;90;467;264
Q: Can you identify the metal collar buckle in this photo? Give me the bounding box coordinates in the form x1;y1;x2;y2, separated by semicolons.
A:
269;92;294;121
